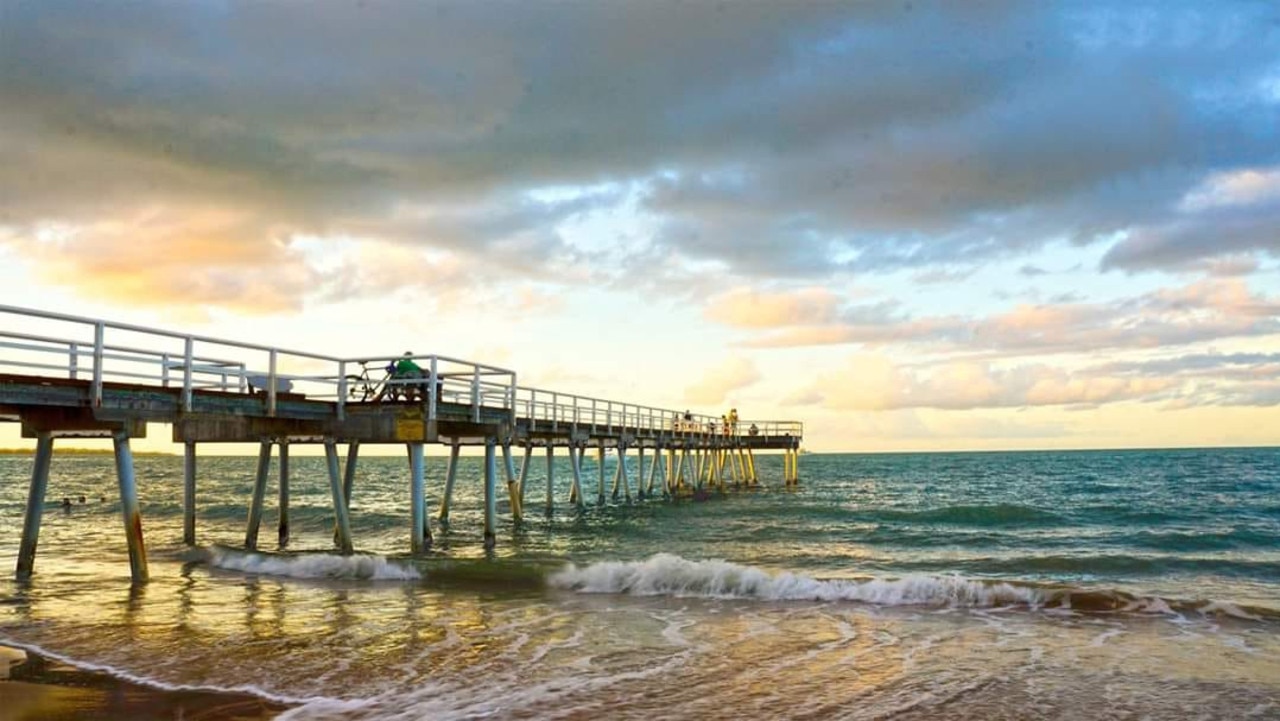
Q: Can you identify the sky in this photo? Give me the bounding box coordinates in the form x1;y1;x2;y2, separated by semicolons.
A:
1;1;1278;453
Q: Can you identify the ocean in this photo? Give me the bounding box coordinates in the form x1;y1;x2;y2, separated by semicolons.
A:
1;447;1278;719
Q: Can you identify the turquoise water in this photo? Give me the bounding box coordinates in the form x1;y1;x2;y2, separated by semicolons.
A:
2;448;1278;718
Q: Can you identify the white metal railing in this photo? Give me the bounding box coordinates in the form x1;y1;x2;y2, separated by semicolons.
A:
512;386;802;441
0;304;803;441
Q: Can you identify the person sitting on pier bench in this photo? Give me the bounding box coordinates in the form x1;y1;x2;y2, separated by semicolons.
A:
386;352;427;401
749;423;759;436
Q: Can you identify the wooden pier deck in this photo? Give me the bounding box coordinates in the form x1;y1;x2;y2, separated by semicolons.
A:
0;304;803;583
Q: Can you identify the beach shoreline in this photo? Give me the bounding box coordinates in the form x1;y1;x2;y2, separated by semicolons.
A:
1;644;287;721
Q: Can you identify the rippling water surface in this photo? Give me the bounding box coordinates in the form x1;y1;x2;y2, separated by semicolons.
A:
2;448;1278;718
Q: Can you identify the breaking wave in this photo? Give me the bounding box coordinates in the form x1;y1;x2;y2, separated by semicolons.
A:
204;546;421;581
548;553;1277;619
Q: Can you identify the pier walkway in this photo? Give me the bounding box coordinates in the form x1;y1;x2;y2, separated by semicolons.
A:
0;305;803;583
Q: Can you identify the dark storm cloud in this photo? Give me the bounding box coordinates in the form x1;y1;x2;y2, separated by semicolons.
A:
1;0;1277;310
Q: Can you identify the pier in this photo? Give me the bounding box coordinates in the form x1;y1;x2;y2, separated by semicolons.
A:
0;305;804;583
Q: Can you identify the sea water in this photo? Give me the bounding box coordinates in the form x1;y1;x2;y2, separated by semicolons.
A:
1;448;1278;718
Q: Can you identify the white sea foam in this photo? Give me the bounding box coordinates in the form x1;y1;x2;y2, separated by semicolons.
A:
0;638;322;706
548;553;1045;608
207;547;421;581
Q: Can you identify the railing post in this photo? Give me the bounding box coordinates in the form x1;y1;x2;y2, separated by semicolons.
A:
529;389;536;430
69;343;78;380
592;399;597;433
182;337;194;412
337;360;347;421
552;392;558;432
471;366;480;422
267;349;278;417
428;357;438;420
509;373;517;426
573;396;579;429
160;353;170;387
91;322;104;407
607;401;612;434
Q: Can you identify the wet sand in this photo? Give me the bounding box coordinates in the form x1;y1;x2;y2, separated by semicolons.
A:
1;645;287;721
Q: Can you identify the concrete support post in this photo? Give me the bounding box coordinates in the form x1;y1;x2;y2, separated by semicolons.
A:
596;444;607;505
569;445;585;510
620;445;632;502
483;437;497;550
517;444;532;501
644;446;657;497
16;432;54;580
112;431;149;583
325;440;354;554
343;442;360;510
409;442;430;554
670;448;680;494
183;441;196;546
245;440;271;551
439;442;460;522
545;445;555;512
277;441;290;547
635;447;646;499
610;446;623;500
502;443;521;521
679;449;692;490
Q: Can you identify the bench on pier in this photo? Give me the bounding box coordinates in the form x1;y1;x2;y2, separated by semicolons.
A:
245;374;294;395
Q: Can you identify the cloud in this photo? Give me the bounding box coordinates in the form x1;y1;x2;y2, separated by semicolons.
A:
703;287;842;329
794;355;1176;411
683;357;760;406
2;2;1279;312
1101;166;1280;272
729;278;1280;355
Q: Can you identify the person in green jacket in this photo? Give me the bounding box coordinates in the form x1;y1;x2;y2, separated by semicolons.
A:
388;352;425;400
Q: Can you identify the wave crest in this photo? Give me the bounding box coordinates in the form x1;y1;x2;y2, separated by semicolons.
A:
548;554;1280;620
549;553;1042;608
205;547;420;581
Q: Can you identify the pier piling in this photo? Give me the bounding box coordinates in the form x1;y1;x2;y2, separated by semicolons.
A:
16;432;53;580
183;441;196;546
439;442;460;522
112;431;148;583
343;442;360;510
245;440;271;551
569;444;584;509
277;441;290;547
483;438;497;550
409;442;429;554
325;440;354;554
596;444;606;505
545;445;555;512
502;443;521;521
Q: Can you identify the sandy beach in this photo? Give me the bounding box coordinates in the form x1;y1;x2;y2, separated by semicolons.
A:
1;644;286;721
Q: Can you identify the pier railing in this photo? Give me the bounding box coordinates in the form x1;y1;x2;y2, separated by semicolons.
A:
0;305;801;440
